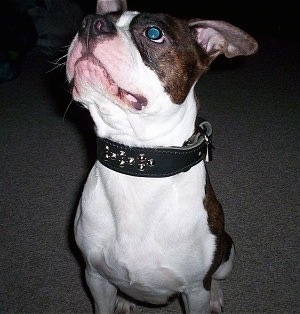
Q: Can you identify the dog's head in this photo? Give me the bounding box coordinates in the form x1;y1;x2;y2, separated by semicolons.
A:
66;0;258;145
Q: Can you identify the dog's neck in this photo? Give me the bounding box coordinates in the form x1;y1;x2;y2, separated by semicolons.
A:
89;88;198;148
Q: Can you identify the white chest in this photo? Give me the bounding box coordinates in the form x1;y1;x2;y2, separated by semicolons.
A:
75;161;216;303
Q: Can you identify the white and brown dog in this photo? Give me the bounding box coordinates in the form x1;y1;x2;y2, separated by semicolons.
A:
66;1;258;313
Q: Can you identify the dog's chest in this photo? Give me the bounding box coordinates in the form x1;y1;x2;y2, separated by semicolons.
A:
77;162;216;302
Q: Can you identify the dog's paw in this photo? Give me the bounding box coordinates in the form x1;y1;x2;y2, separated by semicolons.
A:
209;280;224;313
114;296;136;314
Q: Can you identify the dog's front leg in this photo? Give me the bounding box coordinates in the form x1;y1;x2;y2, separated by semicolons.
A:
182;284;210;314
85;269;117;314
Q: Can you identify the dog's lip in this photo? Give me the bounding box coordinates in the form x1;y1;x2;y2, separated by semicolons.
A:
124;92;147;110
73;54;148;110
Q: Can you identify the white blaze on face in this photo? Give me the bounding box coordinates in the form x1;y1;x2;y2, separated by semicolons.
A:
93;15;169;109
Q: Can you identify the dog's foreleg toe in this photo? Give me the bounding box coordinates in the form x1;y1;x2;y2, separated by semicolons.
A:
209;279;224;313
114;295;136;314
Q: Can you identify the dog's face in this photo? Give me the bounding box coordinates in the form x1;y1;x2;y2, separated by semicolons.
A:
67;12;200;117
66;1;257;144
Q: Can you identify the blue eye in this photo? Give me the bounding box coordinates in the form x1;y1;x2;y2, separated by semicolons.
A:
145;26;163;41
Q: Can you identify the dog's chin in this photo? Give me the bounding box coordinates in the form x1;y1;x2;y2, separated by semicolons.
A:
70;54;148;111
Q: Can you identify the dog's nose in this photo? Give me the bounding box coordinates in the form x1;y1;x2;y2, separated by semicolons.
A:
79;14;117;39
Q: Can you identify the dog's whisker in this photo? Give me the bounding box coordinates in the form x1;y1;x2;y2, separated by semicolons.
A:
45;52;69;73
60;44;72;50
63;99;74;121
51;58;66;65
62;97;85;121
46;62;66;73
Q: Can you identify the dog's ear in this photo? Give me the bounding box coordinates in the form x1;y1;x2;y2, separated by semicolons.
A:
96;0;127;14
188;19;258;61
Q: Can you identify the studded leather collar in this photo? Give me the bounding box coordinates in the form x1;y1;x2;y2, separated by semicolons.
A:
97;119;213;178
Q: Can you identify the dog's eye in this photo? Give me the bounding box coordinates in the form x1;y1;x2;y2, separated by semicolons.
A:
144;26;164;42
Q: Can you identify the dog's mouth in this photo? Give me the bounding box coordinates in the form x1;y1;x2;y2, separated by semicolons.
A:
71;54;148;111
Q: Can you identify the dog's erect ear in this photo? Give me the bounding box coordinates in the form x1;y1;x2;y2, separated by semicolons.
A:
188;19;258;61
96;0;127;14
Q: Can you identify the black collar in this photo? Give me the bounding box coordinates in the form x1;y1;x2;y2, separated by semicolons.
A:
97;119;213;178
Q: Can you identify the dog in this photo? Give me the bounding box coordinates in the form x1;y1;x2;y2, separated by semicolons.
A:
66;0;258;313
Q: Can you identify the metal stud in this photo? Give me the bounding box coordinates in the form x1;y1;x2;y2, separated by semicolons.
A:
100;146;157;172
138;163;146;171
138;154;146;161
147;158;155;167
119;160;126;168
127;157;135;165
103;153;110;161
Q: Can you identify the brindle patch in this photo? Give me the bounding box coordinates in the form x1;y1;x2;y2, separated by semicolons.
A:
130;13;210;104
202;173;234;290
204;173;224;235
